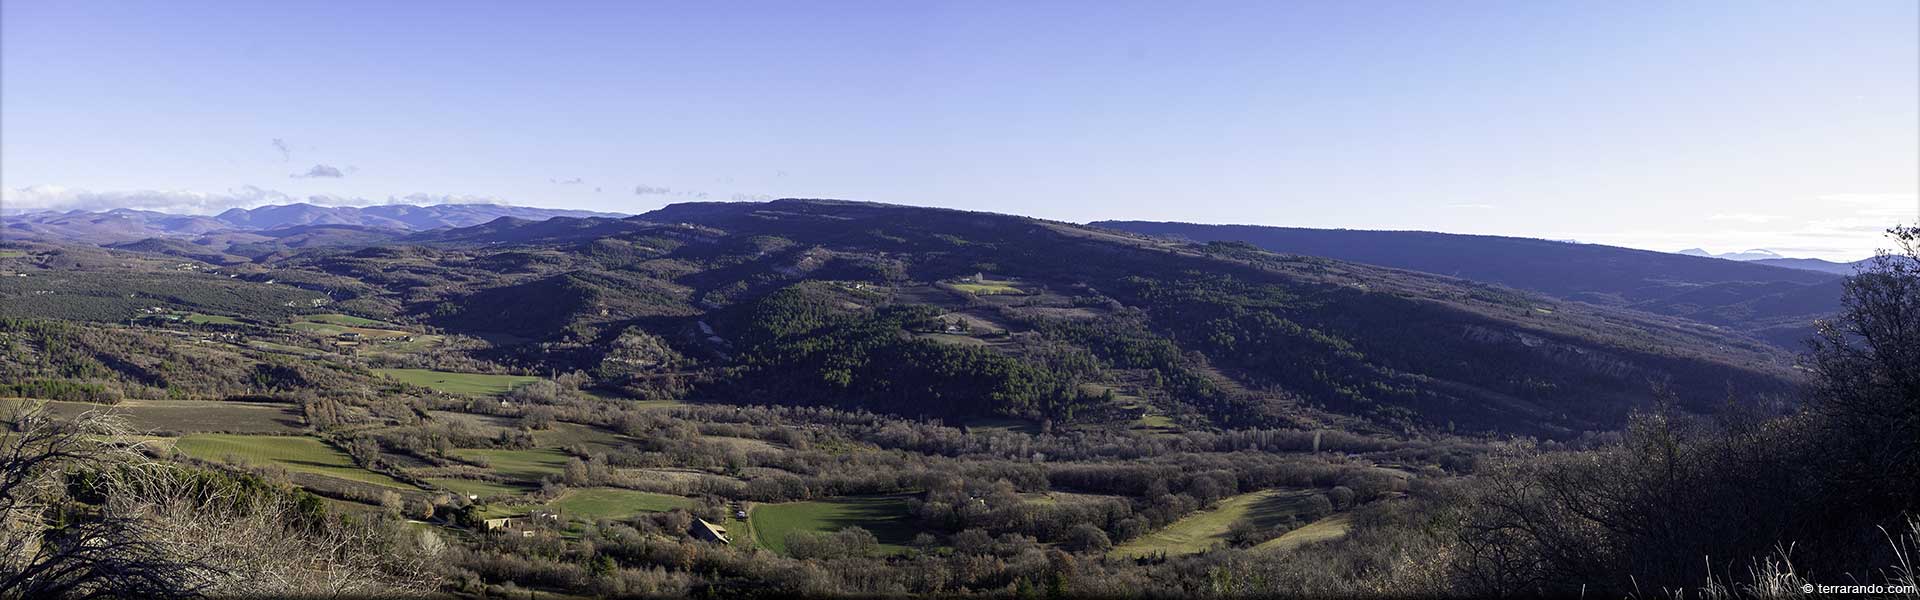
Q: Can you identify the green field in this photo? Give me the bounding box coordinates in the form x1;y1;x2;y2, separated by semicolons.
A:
426;477;529;500
183;313;243;325
375;368;540;396
950;281;1023;295
298;313;397;328
0;250;28;259
1110;489;1325;558
175;434;413;489
6;399;304;434
288;321;404;336
534;422;631;452
547;488;693;520
450;447;570;481
1131;412;1179;434
749;495;919;555
1257;513;1354;552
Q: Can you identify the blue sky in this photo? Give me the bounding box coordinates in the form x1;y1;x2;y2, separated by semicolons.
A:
3;1;1915;260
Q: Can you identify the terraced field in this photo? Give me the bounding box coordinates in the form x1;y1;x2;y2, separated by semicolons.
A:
175;434;414;489
376;368;540;396
749;495;919;555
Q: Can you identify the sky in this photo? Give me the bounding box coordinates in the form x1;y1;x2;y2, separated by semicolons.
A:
3;1;1916;261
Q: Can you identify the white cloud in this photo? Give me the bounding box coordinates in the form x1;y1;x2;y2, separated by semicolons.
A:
1708;212;1782;224
389;193;507;206
1;185;510;215
2;185;293;214
1446;203;1497;209
290;164;346;178
1553;193;1919;261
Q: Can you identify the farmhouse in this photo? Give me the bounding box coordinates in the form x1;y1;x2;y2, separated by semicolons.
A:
485;512;561;537
690;518;731;544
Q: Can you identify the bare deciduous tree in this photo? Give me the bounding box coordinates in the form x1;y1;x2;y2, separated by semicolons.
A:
1;402;442;599
0;402;207;599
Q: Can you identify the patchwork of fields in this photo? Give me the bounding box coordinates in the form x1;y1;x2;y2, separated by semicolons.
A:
0;258;1382;576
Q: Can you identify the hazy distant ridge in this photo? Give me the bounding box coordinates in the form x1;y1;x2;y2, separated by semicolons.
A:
2;203;627;244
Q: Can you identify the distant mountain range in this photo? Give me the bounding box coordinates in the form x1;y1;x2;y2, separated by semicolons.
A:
1677;248;1787;261
1092;221;1850;347
1;203;625;245
1674;248;1876;276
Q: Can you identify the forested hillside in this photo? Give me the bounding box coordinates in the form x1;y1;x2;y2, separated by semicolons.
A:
1094;221;1845;347
5;199;1800;436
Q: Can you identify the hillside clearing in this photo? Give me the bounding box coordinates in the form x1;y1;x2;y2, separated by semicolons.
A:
949;281;1023;295
1109;489;1328;558
1257;513;1355;552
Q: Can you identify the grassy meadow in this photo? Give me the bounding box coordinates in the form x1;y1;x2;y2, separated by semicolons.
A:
749;495;919;555
548;488;694;520
1110;489;1330;558
298;313;398;328
425;477;528;500
174;434;413;489
1257;513;1354;552
450;447;571;482
949;281;1024;295
4;399;304;435
375;368;540;396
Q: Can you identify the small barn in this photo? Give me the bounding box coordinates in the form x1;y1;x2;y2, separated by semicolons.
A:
690;518;731;545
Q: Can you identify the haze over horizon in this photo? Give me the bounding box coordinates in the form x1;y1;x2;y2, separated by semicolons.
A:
4;1;1916;261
